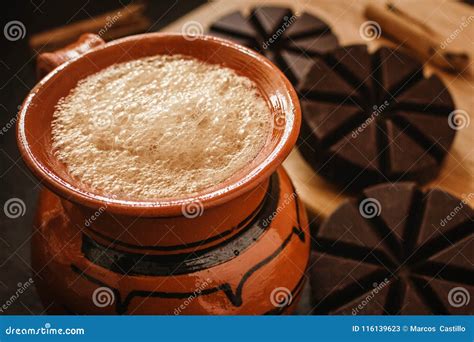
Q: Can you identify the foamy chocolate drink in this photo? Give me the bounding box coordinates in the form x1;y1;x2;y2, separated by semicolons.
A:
51;55;272;200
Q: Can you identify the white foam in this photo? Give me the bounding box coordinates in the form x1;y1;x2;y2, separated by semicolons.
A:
51;55;271;200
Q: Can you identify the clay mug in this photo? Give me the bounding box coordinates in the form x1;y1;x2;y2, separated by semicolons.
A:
17;33;309;314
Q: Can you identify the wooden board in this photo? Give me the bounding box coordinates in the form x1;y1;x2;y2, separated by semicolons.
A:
162;0;474;222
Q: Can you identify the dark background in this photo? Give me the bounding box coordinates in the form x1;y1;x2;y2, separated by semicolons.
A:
0;0;205;314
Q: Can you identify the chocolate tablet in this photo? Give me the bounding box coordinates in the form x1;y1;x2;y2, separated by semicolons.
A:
310;182;473;314
209;6;339;86
298;45;457;189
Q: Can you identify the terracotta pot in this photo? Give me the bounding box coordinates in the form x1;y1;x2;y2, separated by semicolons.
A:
17;33;309;314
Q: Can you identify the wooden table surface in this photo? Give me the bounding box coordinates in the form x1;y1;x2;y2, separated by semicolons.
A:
0;0;471;315
163;0;474;222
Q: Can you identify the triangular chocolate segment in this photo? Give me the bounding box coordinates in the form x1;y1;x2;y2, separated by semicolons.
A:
299;58;357;98
378;47;422;95
301;100;362;142
363;182;417;246
399;281;433;314
397;76;455;111
428;236;473;269
395;111;456;151
386;119;438;175
310;252;388;313
330;121;380;172
251;6;292;37
331;45;373;94
287;33;339;56
209;11;258;39
283;12;329;39
333;280;391;315
279;50;315;86
318;201;383;250
417;189;473;246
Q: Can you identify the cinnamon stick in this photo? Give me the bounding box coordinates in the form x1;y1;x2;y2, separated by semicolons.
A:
364;3;470;72
29;3;151;52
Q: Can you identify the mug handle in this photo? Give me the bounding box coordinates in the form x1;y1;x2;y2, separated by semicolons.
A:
36;33;105;79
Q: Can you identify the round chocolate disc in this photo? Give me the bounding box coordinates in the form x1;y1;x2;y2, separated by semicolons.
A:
310;182;473;314
298;45;457;189
209;6;339;86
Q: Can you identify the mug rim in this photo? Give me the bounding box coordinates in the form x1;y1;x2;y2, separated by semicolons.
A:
17;33;301;217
